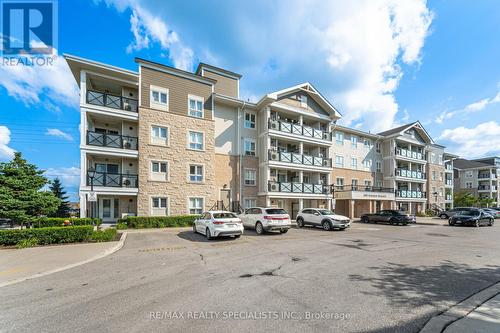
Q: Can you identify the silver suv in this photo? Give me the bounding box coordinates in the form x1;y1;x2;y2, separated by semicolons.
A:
296;208;350;231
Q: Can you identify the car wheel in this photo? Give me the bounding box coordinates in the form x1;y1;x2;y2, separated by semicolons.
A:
389;218;396;225
439;214;448;219
255;222;264;235
234;235;241;239
322;220;332;231
296;218;305;228
449;220;455;226
280;229;288;234
361;216;369;223
206;228;213;240
192;223;197;234
474;220;480;228
489;219;494;226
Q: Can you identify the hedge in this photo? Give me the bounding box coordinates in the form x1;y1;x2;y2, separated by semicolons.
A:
30;218;102;228
0;226;94;246
91;228;118;242
117;215;198;229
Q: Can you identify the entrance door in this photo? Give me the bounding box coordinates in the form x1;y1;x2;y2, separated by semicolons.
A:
291;202;299;220
99;198;119;222
220;189;230;211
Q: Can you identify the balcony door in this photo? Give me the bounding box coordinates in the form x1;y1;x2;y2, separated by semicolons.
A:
94;163;119;186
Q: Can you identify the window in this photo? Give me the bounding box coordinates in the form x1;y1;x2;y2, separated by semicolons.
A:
439;172;444;181
364;159;372;169
335;155;344;168
438;155;443;165
151;161;168;181
188;131;204;150
336;178;344;190
244;138;256;156
432;171;436;180
244;169;256;186
335;131;344;145
189;197;204;215
351;135;358;148
439;187;443;197
300;95;308;108
188;96;204;118
364;138;372;148
244;198;257;208
150;86;168;110
376;181;383;188
465;181;473;189
376;161;382;173
151;126;168;145
151;197;168;216
244;112;256;129
189;165;203;182
376;142;381;153
351;158;357;169
351;179;358;190
364;180;372;188
465;171;473;178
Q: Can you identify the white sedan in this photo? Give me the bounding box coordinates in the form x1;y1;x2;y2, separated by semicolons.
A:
296;208;351;231
193;211;244;240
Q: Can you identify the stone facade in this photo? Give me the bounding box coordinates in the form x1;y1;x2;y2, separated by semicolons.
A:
427;163;446;209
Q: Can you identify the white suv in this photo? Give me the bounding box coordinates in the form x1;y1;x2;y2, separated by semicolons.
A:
239;207;292;235
193;211;244;240
296;208;350;231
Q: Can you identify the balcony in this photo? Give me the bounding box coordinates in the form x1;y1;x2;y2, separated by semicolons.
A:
395;147;424;161
268;181;329;194
395;190;426;199
87;171;138;188
445;179;453;186
86;90;138;112
395;168;426;180
445;164;453;172
268;120;331;141
478;185;498;191
268;150;331;168
478;173;497;179
87;131;138;150
446;194;453;201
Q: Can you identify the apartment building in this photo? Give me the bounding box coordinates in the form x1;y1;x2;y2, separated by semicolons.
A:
454;157;500;207
66;54;454;221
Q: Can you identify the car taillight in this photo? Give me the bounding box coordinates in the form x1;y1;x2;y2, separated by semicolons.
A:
264;215;288;220
213;221;224;225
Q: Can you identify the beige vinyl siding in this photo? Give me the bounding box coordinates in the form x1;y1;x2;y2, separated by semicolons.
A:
140;66;213;121
277;92;329;116
202;70;238;98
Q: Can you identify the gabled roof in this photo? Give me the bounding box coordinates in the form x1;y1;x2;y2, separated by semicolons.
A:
195;62;242;79
377;121;434;144
267;82;342;119
454;158;492;170
135;57;216;85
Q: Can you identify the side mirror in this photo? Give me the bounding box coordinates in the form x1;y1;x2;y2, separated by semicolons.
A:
314;212;320;216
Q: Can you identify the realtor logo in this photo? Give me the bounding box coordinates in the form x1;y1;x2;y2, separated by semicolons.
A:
1;0;57;55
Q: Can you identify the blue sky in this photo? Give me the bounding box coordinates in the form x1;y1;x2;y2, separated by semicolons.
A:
0;0;499;200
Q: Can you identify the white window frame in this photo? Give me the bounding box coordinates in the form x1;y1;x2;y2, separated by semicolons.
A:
188;94;204;118
376;142;381;153
364;180;372;187
150;160;169;182
300;95;308;108
351;135;358;148
364;159;373;169
364;138;372;148
336;177;344;190
188;164;204;183
244;111;256;130
335;131;344;145
465;171;473;178
351;157;357;169
150;125;169;146
151;196;169;216
244;168;257;186
335;155;344;168
187;130;205;151
188;197;204;215
244;138;256;156
244;198;257;209
150;85;168;111
376;161;382;173
465;181;473;189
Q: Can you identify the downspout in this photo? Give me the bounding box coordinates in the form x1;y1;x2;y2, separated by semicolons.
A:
238;101;246;210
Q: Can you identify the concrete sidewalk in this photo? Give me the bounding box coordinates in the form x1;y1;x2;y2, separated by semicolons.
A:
443;293;500;333
0;234;125;287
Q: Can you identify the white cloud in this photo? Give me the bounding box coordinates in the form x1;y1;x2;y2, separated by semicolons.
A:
438;121;500;158
0;53;79;112
100;0;194;71
46;128;73;141
0;126;15;161
45;167;81;189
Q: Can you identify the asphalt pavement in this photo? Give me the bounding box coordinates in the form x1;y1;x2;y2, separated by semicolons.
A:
1;220;500;333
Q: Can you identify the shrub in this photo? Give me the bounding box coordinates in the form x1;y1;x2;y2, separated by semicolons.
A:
91;228;117;242
416;211;427;217
31;217;102;228
17;238;39;249
116;222;128;230
118;215;198;229
0;226;94;246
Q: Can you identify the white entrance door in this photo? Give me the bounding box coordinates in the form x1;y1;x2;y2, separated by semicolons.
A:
99;198;117;222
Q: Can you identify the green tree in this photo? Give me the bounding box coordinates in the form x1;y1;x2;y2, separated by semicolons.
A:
0;152;60;227
453;190;478;207
49;178;71;217
478;197;496;208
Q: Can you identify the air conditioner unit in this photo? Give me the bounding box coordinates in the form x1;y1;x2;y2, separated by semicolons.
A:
322;132;330;140
124;103;132;111
271;153;278;160
124;141;132;149
271;183;279;191
323;159;329;166
270;120;279;130
123;179;131;186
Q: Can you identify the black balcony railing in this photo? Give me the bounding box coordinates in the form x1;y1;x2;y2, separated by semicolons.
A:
87;171;138;188
86;90;138;112
87;131;138;150
268;119;331;141
333;185;394;193
268;149;332;167
268;181;329;194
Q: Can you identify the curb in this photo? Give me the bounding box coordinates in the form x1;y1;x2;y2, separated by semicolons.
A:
0;232;127;288
419;280;500;333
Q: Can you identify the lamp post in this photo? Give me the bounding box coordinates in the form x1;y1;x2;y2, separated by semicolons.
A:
87;167;96;218
433;191;438;214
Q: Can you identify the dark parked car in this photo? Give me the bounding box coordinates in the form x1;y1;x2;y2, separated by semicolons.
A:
482;208;500;219
360;210;416;225
438;207;475;219
449;209;494;227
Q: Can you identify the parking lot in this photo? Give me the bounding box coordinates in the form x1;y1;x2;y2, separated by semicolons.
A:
2;220;500;333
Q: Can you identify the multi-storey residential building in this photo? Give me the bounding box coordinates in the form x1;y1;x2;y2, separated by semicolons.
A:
66;54;455;221
454;157;500;207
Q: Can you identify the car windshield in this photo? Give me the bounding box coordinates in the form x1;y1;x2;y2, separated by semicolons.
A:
212;212;237;219
318;209;335;215
458;210;480;216
265;208;287;215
